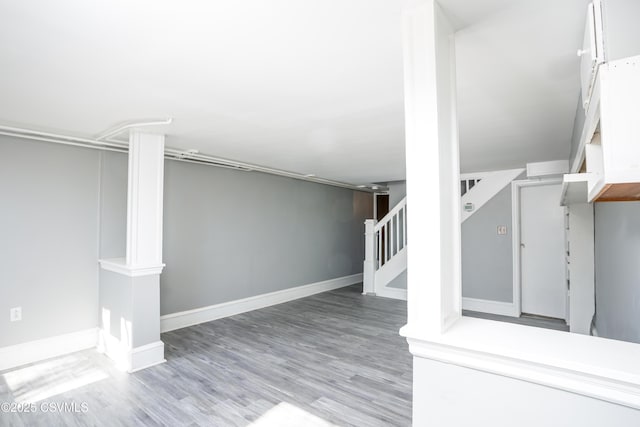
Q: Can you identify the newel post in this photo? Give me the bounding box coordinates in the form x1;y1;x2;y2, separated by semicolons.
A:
363;219;377;295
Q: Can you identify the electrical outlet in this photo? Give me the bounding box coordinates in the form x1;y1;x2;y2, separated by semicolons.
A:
10;307;21;322
497;225;508;235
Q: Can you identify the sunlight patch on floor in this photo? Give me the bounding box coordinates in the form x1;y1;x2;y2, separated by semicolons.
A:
2;354;108;404
249;402;338;427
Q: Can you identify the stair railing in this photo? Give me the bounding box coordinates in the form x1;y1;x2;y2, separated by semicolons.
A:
363;197;407;294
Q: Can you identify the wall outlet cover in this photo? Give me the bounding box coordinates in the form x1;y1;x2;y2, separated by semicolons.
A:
10;307;22;322
497;225;508;235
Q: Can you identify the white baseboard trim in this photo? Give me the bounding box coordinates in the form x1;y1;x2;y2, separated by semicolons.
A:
97;331;165;373
375;286;407;301
161;273;363;333
0;328;98;372
462;297;519;317
129;341;166;373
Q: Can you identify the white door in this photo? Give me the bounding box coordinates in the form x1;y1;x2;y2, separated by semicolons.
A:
520;183;567;319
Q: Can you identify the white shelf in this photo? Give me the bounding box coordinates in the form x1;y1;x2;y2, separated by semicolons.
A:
560;173;591;206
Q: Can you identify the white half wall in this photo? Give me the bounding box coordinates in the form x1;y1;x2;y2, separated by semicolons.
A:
414;356;640;426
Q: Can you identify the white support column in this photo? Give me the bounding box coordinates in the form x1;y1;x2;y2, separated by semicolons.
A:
568;203;595;335
98;131;166;372
363;219;377;295
402;0;461;337
126;131;165;270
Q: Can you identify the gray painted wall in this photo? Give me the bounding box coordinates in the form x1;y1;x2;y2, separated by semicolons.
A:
161;160;372;315
99;270;160;348
462;185;513;303
603;0;640;62
387;181;406;207
99;270;132;344
99;151;127;259
386;178;515;297
387;270;407;289
0;136;100;347
0;136;371;347
594;201;640;344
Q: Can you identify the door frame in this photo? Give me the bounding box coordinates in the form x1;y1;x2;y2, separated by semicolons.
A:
511;178;565;320
373;192;390;221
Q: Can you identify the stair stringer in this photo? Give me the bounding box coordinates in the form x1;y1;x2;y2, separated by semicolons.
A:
461;168;524;223
374;247;407;300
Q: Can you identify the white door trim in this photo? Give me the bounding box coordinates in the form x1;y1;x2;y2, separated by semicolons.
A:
373;192;390;220
511;178;564;320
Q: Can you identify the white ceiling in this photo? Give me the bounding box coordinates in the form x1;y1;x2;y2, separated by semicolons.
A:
447;0;590;173
0;0;588;183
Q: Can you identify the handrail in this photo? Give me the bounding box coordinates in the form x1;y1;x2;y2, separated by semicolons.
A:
372;197;408;270
460;172;490;180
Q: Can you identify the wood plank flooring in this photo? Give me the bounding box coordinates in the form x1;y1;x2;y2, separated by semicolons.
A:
0;285;411;426
463;310;570;332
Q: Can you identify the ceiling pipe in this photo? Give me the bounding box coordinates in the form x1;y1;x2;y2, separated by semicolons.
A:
0;125;126;149
0;124;384;193
0;130;127;154
162;148;385;191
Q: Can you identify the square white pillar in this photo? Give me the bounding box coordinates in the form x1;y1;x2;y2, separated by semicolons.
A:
402;0;461;337
126;131;165;269
98;131;166;372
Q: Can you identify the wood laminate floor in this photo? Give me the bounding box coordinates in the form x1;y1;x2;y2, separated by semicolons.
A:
463;310;570;332
0;285;411;427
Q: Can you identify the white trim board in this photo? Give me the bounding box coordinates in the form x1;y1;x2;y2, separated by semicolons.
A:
129;341;166;373
0;328;98;372
99;257;165;277
161;273;363;333
375;286;408;301
511;178;563;319
462;297;519;317
511;178;565;322
461;168;524;223
97;332;165;373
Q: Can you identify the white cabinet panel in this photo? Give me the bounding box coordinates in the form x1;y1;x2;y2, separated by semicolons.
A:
580;1;604;110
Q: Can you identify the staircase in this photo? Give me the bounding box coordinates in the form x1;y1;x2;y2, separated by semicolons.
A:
363;197;407;299
362;168;524;300
460;168;524;222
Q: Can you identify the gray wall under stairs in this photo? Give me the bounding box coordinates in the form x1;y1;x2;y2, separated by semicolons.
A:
462;185;514;303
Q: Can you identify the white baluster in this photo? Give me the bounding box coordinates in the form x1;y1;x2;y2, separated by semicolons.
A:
384;220;391;262
389;218;394;259
396;213;400;255
378;226;382;266
404;206;407;246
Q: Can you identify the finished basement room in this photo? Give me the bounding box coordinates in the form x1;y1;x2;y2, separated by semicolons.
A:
2;0;640;426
